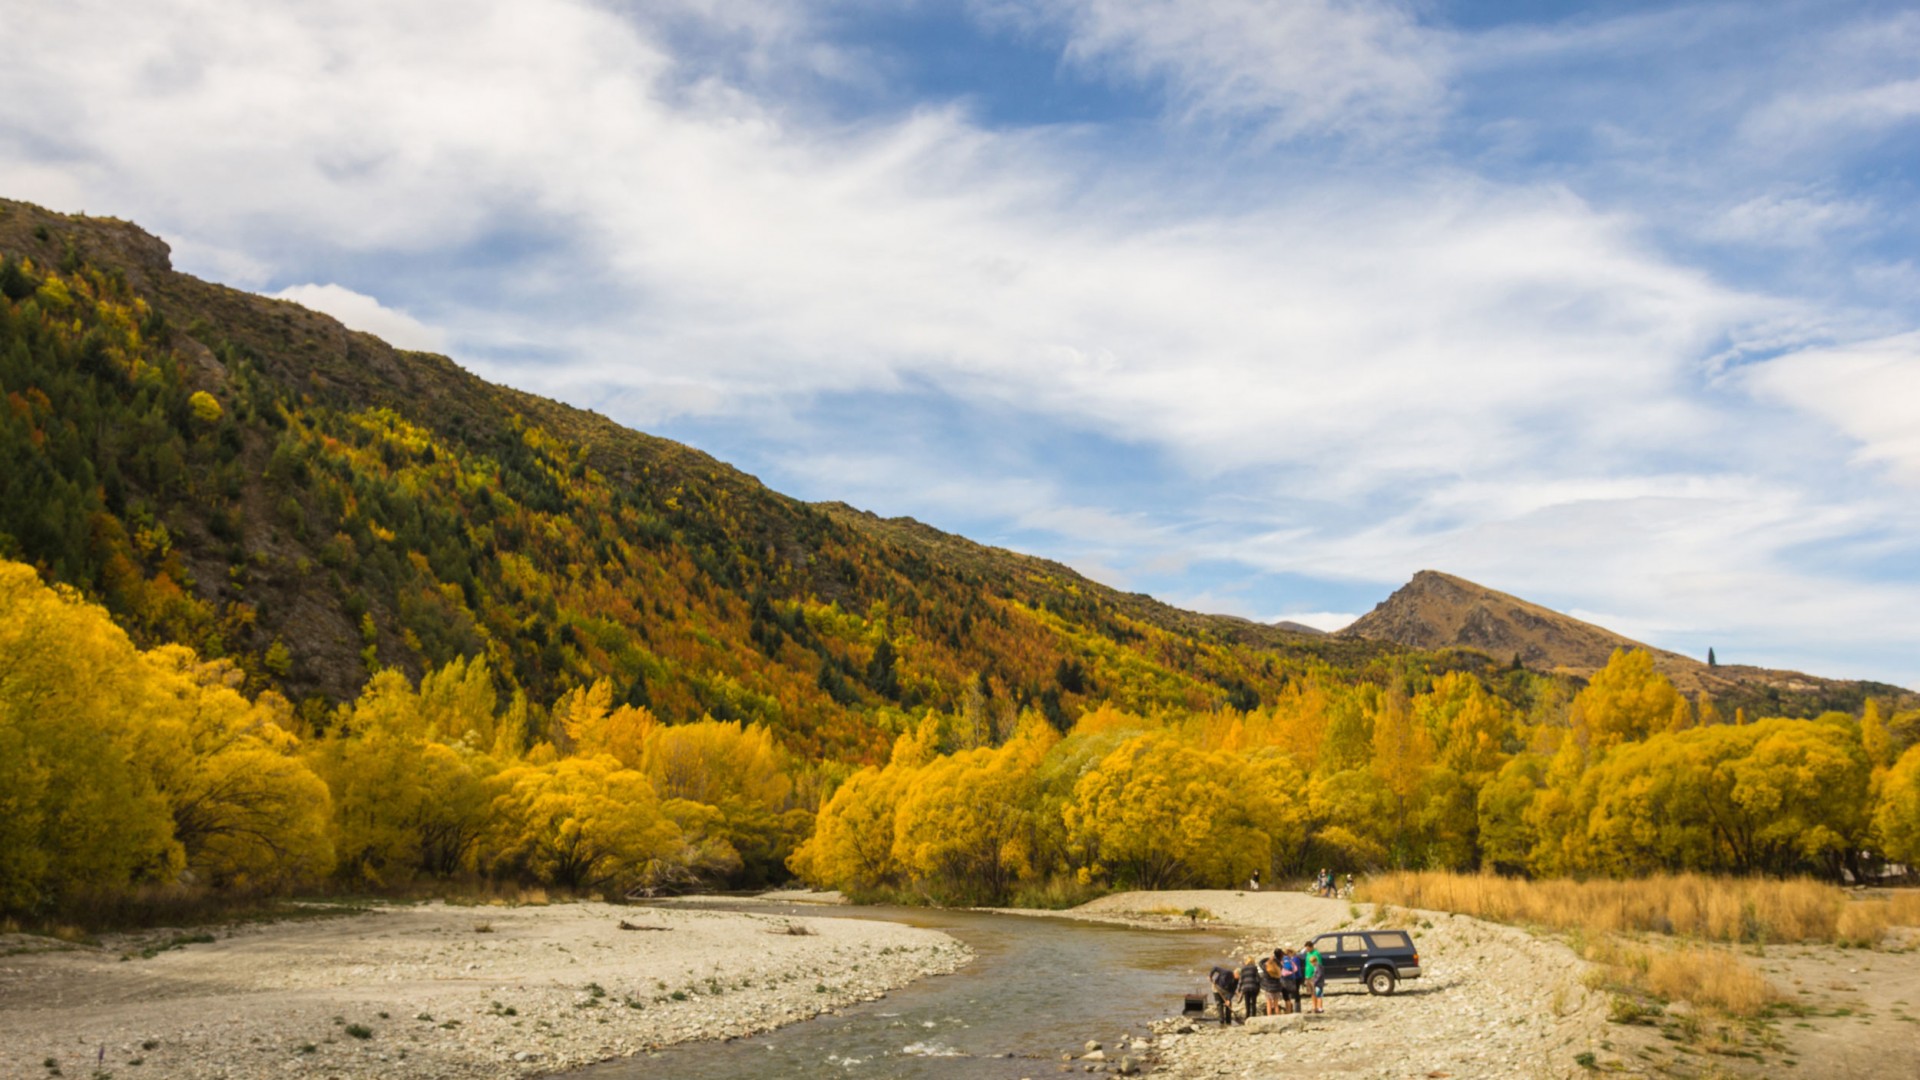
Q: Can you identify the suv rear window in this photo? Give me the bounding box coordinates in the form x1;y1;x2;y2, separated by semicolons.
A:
1367;932;1412;950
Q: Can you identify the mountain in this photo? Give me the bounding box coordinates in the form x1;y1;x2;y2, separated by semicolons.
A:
0;197;1406;762
1342;570;1914;715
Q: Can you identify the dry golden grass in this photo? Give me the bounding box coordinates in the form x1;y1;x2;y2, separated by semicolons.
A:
1359;870;1920;946
1645;947;1773;1015
1580;936;1775;1018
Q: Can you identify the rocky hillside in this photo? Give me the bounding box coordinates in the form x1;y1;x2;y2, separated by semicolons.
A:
1342;570;1913;715
0;197;1406;761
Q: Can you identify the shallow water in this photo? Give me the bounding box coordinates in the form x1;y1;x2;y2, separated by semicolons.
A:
568;903;1239;1079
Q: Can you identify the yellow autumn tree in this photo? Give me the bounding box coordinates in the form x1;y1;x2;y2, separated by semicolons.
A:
137;646;333;889
1423;672;1510;781
0;561;179;912
643;719;802;882
1571;649;1683;753
1064;730;1267;889
1874;744;1920;865
310;667;494;884
892;716;1056;903
785;715;942;895
1370;686;1435;864
484;756;681;893
1573;719;1869;876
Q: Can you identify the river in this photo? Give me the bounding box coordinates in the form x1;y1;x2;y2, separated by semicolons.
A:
568;902;1239;1079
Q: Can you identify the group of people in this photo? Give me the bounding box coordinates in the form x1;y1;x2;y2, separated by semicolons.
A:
1311;868;1353;898
1208;943;1324;1025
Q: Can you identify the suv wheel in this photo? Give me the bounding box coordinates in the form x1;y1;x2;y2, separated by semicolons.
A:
1366;968;1397;995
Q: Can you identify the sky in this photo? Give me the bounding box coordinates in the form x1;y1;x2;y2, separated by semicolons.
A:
4;0;1919;688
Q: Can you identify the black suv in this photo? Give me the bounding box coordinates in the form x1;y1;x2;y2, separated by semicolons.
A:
1307;929;1422;995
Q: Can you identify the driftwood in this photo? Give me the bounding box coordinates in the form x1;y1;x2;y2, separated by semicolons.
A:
616;919;669;932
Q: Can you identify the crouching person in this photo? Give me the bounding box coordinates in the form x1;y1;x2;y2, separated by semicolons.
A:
1209;964;1239;1026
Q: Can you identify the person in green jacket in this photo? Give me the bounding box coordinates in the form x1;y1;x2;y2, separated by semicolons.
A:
1302;943;1326;1013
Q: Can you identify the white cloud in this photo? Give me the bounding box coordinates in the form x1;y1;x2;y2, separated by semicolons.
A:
1272;611;1356;632
1745;78;1920;145
1704;191;1873;248
1741;332;1920;484
1010;0;1449;140
271;283;448;353
0;1;1748;495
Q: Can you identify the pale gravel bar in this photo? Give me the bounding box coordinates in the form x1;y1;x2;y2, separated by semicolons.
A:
0;899;970;1079
1033;889;1612;1080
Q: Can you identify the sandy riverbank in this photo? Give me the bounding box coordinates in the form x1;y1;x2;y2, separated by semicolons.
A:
0;899;968;1080
1038;889;1611;1079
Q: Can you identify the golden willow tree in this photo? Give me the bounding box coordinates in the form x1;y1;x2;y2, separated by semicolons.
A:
0;557;810;918
792;648;1916;904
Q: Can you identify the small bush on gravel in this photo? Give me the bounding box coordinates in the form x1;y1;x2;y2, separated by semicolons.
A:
344;1024;373;1040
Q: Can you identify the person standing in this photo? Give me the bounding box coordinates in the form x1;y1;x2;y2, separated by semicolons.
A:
1303;941;1326;1013
1259;952;1285;1015
1277;947;1302;1013
1237;955;1263;1019
1249;868;1261;891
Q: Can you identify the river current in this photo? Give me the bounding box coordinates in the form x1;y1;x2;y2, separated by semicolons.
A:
570;902;1238;1079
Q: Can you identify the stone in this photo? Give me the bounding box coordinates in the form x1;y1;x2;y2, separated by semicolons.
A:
1117;1055;1140;1075
1242;1014;1303;1034
1085;1040;1103;1052
1082;1049;1107;1061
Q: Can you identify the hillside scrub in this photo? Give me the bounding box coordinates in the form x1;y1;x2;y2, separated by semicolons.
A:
0;233;1397;765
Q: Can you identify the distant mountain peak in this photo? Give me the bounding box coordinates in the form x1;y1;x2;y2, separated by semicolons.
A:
1339;570;1910;706
1340;570;1686;675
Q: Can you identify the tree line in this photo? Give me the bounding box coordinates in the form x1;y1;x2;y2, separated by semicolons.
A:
793;648;1920;904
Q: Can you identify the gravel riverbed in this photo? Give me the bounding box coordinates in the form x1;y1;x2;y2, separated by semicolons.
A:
0;900;969;1080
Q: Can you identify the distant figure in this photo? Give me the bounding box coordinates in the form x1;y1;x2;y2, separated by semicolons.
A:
1209;964;1239;1026
1303;942;1326;1013
1249;868;1261;891
1343;872;1354;898
1317;867;1334;897
1237;955;1262;1019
